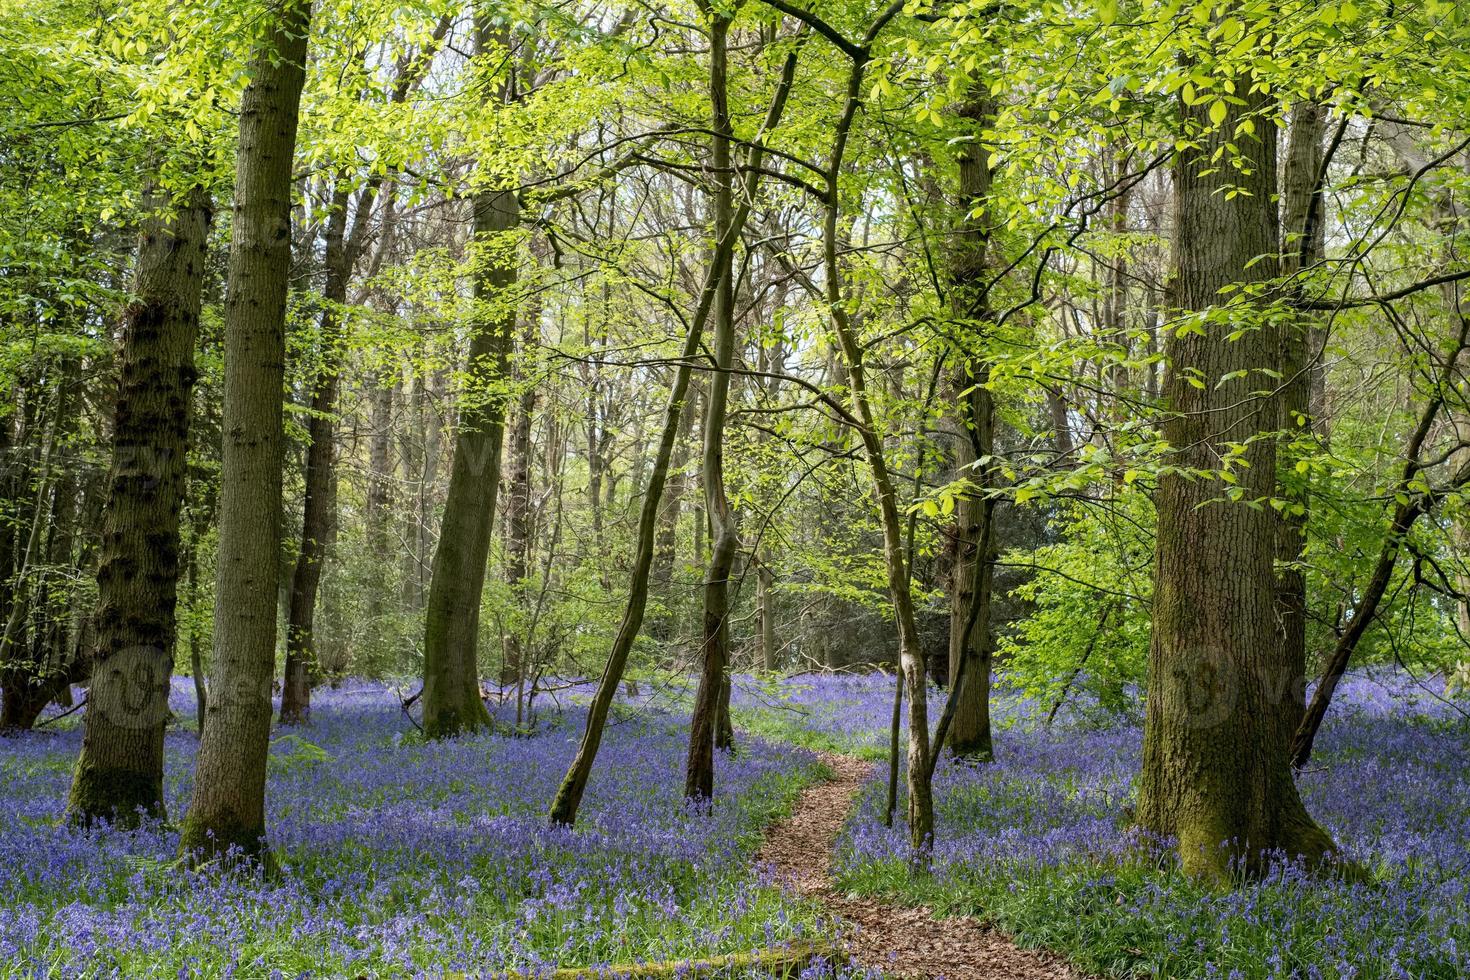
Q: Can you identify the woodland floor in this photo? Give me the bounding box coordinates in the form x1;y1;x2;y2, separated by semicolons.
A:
757;752;1081;980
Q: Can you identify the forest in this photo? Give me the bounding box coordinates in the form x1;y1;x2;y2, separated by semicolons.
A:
3;0;1470;975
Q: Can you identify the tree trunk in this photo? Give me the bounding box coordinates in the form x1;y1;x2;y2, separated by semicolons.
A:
1138;71;1334;881
68;182;210;825
420;181;516;738
502;262;539;687
945;91;996;762
1;385;62;731
178;0;311;863
286;30;444;697
822;57;934;855
650;373;694;638
758;559;777;672
1274;101;1327;734
1290;319;1470;766
280;183;352;725
685;9;738;803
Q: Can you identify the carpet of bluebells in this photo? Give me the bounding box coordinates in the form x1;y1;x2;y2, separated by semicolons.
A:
0;681;843;979
6;671;1468;979
752;670;1470;979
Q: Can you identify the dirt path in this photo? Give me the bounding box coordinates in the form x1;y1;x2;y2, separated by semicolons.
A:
757;753;1080;980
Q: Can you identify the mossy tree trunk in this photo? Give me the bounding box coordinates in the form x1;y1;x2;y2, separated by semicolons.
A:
1139;68;1335;881
68;182;210;826
419;13;523;739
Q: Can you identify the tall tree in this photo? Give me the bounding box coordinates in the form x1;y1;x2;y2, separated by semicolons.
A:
1138;61;1335;880
68;182;211;826
279;182;352;725
178;0;312;861
945;90;997;761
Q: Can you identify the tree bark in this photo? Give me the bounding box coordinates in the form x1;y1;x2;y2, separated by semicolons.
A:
945;91;996;761
1139;70;1334;881
651;374;694;637
68;182;210;826
178;0;311;863
821;51;934;854
502;255;540;688
420;184;517;738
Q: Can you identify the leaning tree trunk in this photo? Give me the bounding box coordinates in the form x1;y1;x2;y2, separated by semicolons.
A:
178;0;311;863
1138;68;1335;881
68;182;211;826
685;8;739;803
1290;318;1470;767
813;39;935;855
550;47;800;827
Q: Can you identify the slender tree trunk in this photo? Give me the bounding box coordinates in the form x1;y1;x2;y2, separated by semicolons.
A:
364;370;394;642
550;48;800;826
0;392;61;732
502;261;539;687
280;184;352;725
810;56;935;853
285;28;445;704
178;0;311;862
1138;69;1334;881
1274;101;1327;733
187;544;207;734
1290;320;1470;766
685;9;739;802
758;559;777;671
651;373;694;637
68;183;210;825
